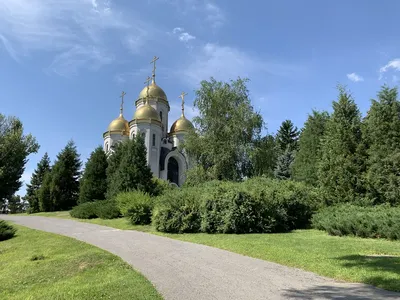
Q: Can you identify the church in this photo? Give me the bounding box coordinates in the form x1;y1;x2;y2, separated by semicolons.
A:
103;56;194;187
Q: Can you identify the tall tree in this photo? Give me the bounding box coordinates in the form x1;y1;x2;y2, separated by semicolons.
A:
317;85;365;204
276;120;300;152
251;134;277;177
107;135;155;199
50;141;82;211
25;152;51;212
79;146;108;204
274;147;295;180
292;110;330;185
183;77;263;181
8;194;23;214
38;172;53;212
0;114;39;207
364;85;400;205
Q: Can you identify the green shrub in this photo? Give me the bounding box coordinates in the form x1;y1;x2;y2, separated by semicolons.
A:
152;188;202;233
0;220;17;241
152;178;175;197
70;200;120;220
115;191;153;225
312;204;400;240
95;200;121;219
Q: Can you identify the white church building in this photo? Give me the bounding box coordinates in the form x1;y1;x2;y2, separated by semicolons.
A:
103;57;194;186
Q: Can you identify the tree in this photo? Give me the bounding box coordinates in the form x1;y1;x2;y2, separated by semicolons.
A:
38;172;53;212
79;146;108;204
292;110;330;185
8;195;24;213
274;147;295;180
0;114;39;207
276;120;300;153
50;141;82;211
363;85;400;205
107;135;155;199
25;152;51;212
317;85;365;204
251;134;277;177
183;77;263;181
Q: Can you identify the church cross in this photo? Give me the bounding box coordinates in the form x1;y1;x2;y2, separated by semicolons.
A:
150;56;159;83
119;91;126;114
179;91;188;116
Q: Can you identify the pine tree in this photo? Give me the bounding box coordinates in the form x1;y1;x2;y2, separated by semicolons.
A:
317;85;365;204
276;120;300;152
79;146;108;204
8;195;23;213
25;152;51;212
292;110;330;186
107;135;155;199
274;147;295;180
38;172;53;212
106;142;126;199
50;141;82;210
364;85;400;205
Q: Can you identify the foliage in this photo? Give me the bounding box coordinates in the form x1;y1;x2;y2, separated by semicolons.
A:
276;119;300;152
0;220;17;241
79;146;108;204
107;136;155;200
251;134;277;177
274;147;295;180
183;77;263;181
50;141;82;211
153;177;319;234
292;110;330;185
317;85;366;204
151;177;174;197
183;165;214;187
153;187;203;233
70;201;98;219
25;152;51;213
38;172;53;212
312;204;400;240
70;200;120;219
115;191;153;225
8;194;25;213
363;85;400;205
0;114;39;207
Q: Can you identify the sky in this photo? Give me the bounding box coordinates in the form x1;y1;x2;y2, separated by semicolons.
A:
1;0;400;196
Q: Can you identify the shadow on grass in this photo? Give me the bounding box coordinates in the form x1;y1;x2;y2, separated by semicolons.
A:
283;285;400;299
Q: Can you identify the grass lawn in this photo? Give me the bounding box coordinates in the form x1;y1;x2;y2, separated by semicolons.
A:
0;224;162;300
22;212;400;292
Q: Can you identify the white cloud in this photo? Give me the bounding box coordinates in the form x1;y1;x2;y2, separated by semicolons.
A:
0;0;155;75
204;2;225;28
173;27;184;34
171;27;196;43
379;58;400;80
180;43;305;86
347;72;364;82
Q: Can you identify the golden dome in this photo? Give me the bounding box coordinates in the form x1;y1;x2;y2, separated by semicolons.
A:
138;82;167;101
170;115;194;134
107;114;129;136
134;104;161;123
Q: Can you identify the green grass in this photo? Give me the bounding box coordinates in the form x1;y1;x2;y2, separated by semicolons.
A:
0;224;163;300
21;211;400;292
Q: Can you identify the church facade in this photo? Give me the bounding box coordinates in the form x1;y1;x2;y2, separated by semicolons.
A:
103;57;194;186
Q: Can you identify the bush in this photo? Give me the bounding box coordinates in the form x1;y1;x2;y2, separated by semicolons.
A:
0;220;17;241
312;204;400;240
152;187;202;233
70;200;120;220
115;191;153;225
152;178;175;197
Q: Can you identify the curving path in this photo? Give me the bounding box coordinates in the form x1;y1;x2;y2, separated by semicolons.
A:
1;215;399;300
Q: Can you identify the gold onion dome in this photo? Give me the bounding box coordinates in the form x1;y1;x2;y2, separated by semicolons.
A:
107;113;129;136
170;115;194;134
138;82;168;101
134;103;161;122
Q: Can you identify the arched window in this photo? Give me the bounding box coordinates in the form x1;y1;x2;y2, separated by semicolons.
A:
105;143;109;152
160;111;163;121
152;134;156;147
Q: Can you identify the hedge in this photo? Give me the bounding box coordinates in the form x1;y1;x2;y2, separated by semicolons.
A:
0;220;17;241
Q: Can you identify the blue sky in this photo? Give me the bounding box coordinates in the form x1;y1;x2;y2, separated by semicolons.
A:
1;0;400;195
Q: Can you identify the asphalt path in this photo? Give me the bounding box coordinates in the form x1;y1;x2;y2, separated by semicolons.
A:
1;215;399;300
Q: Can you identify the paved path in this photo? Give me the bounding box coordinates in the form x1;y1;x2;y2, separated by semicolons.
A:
1;215;399;300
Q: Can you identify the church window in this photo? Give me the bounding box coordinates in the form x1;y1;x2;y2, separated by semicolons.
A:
152;134;156;147
105;143;109;152
160;111;163;121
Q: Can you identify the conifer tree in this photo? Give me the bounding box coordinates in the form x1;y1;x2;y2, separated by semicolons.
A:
107;135;155;199
50;141;82;210
292;110;330;186
38;172;53;212
251;134;277;177
274;146;295;180
276;120;300;152
364;85;400;205
79;146;108;204
317;85;365;204
25;152;51;212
